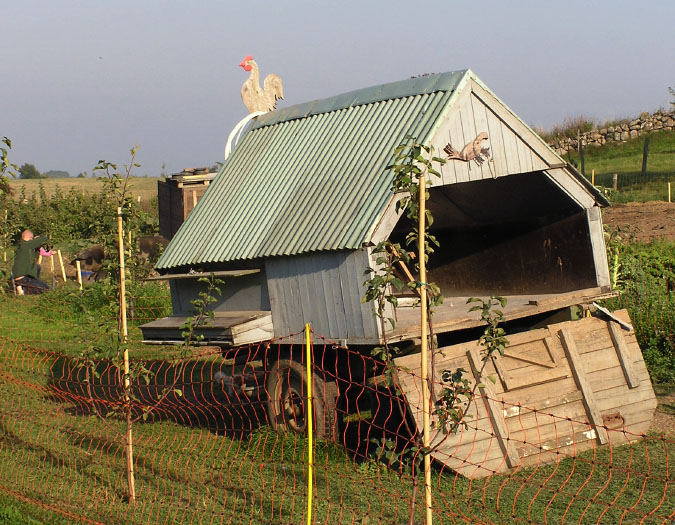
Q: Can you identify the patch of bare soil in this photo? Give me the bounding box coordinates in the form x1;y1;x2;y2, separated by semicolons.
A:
651;388;675;437
602;201;675;242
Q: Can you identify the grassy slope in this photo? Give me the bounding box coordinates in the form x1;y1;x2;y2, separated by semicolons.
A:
564;129;675;201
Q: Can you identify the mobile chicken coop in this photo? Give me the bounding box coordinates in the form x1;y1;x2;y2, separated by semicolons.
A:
142;70;656;475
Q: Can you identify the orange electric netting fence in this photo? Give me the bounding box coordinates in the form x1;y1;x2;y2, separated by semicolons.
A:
1;285;675;524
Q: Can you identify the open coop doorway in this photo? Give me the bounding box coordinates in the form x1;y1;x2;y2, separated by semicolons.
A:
386;170;609;340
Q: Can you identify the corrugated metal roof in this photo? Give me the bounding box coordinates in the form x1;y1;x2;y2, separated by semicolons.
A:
156;70;468;270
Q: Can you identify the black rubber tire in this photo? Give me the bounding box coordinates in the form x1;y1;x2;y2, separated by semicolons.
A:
266;359;338;440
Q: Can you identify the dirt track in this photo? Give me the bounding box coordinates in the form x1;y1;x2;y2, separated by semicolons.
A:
602;201;675;242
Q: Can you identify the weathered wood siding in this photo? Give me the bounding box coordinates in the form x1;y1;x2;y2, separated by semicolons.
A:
171;272;270;316
265;249;379;342
394;310;656;478
431;80;555;185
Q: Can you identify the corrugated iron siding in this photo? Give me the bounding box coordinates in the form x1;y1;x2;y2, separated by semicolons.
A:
157;88;455;269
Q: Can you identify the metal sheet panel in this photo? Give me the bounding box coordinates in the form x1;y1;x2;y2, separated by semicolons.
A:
157;71;467;270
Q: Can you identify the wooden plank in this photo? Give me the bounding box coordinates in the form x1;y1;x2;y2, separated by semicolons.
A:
433;114;458;186
482;102;508;177
608;320;640;388
586;363;649;392
498;117;521;174
504;367;569;391
354;249;381;340
501;336;560;369
516;133;534;173
458;96;483;182
467;348;520;468
319;253;348;339
446;89;471;184
336;252;361;339
469;93;491;180
558;328;609;444
503;390;584;422
543;167;596;209
587;206;612;288
500;379;581;416
391;287;612;341
144;269;260;281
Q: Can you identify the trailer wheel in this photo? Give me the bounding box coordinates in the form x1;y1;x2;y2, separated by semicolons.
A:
266;359;337;440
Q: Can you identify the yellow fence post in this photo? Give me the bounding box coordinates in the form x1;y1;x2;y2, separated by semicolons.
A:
305;323;314;525
668;182;671;203
118;206;136;503
419;174;433;525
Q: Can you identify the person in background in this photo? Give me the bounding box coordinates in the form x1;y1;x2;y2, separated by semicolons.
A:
11;230;50;294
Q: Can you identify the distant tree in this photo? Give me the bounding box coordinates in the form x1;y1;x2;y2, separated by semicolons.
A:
670;86;675;108
18;163;43;179
76;171;87;178
43;169;70;178
210;162;223;173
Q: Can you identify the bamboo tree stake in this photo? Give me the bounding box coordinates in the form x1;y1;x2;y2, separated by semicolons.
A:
591;169;595;186
305;323;314;525
75;261;83;290
3;210;7;262
118;206;136;503
419;175;432;525
57;250;66;282
669;182;672;203
49;253;55;289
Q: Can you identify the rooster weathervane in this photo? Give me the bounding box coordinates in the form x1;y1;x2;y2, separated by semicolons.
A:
239;55;284;114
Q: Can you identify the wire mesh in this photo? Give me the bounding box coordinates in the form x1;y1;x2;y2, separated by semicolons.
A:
1;284;674;524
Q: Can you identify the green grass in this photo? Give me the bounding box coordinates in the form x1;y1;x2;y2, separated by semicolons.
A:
0;281;172;358
564;129;675;202
1;348;674;524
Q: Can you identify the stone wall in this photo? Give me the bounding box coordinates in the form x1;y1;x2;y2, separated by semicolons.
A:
549;110;675;155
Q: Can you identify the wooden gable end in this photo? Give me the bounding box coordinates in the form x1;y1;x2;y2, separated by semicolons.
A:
430;78;561;185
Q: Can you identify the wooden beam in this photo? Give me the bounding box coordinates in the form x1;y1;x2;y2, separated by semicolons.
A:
608;322;640;389
558;328;609;444
467;348;520;469
587;207;611;289
143;269;260;281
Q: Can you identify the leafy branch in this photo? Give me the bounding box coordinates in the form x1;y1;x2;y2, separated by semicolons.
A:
433;296;507;436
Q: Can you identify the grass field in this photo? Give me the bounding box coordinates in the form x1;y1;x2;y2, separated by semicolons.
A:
564;129;675;202
7;177;159;207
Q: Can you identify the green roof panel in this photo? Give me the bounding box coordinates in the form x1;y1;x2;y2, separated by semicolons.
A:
156;70;468;270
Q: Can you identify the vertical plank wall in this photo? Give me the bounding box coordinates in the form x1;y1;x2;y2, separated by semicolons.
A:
432;81;549;185
265;249;380;342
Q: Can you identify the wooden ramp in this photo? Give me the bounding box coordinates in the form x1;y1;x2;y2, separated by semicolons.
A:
393;309;656;478
140;311;273;346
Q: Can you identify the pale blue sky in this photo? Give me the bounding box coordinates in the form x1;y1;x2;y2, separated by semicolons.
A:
2;0;674;177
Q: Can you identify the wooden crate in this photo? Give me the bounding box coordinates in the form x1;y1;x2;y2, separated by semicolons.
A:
394;309;656;478
158;168;215;240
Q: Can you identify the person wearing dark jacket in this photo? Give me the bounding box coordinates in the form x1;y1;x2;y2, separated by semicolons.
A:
12;230;50;294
